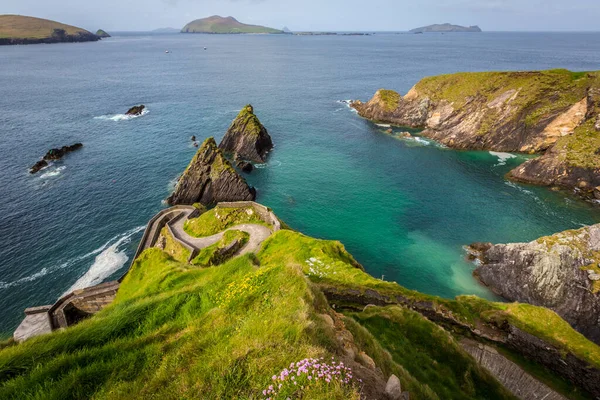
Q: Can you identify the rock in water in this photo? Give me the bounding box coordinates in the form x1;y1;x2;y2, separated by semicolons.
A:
30;143;83;174
126;105;145;116
96;29;111;38
167;137;256;206
473;224;600;344
219;104;273;164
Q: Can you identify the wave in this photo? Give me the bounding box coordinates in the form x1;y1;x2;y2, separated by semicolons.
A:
490;151;517;166
39;166;66;179
337;100;358;114
64;226;144;294
376;123;391;128
255;160;282;169
94;108;149;121
0;226;143;292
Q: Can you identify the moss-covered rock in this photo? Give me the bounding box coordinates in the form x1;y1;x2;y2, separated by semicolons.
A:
219;105;273;164
95;29;110;38
167;137;256;206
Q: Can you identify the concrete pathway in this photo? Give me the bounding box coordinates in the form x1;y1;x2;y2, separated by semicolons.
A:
170;209;273;256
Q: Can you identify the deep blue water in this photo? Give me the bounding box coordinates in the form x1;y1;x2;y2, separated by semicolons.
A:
1;32;600;335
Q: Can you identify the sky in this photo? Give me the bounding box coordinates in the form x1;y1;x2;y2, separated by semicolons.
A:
3;0;600;32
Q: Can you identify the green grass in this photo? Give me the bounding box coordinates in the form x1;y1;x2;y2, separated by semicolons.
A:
182;16;282;34
184;206;270;237
348;306;515;400
0;15;91;39
229;105;264;137
377;89;401;112
159;227;191;263
192;230;249;267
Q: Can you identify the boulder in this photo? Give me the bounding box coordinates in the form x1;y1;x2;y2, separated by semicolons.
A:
126;105;145;116
30;143;83;174
385;375;402;400
167;137;256;206
594;186;600;200
595;115;600;131
235;155;254;173
219;105;273;163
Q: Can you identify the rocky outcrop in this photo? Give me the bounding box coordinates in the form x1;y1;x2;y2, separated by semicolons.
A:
96;29;111;38
167;137;256;206
126;105;145;116
30;143;83;174
352;70;600;196
471;224;600;344
219;105;273;164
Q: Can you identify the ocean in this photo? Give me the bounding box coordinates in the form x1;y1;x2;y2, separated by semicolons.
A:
1;31;600;335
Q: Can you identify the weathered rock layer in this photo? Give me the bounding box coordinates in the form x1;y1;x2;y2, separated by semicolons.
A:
352;70;600;195
471;224;600;344
219;105;273;164
167;137;256;206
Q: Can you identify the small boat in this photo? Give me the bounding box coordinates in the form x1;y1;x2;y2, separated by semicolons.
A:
165;50;170;53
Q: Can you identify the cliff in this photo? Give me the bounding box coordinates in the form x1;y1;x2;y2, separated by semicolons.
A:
410;23;482;33
352;70;600;196
0;15;99;45
182;16;283;34
2;206;599;399
471;224;600;345
167;137;256;206
218;105;273;164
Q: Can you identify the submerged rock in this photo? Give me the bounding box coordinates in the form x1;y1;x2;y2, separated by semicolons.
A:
472;224;600;344
126;105;145;116
30;143;83;174
167;137;256;206
219;104;273;164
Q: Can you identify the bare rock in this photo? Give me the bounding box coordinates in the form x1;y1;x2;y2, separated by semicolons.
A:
29;143;83;174
219;104;273;164
167;137;256;206
385;375;402;400
126;105;145;116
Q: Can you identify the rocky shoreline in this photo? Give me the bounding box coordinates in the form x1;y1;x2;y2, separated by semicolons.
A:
0;31;99;46
352;70;600;199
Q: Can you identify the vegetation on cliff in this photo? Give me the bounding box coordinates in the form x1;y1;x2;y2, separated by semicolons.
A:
0;209;597;399
353;69;600;196
0;15;99;45
96;29;110;38
182;16;283;34
219;104;274;164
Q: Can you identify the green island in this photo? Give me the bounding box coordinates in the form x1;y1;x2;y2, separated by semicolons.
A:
1;204;598;399
181;16;283;34
0;15;99;45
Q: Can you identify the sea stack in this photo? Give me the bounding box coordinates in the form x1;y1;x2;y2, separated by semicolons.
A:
96;29;111;38
219;105;273;164
470;224;600;344
167;137;256;206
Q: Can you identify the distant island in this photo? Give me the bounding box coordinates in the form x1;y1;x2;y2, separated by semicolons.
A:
181;16;283;34
410;23;482;33
96;29;110;38
152;27;180;34
0;15;99;45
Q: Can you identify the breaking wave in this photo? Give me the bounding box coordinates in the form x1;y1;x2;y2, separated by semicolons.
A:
39;166;66;179
490;151;517;166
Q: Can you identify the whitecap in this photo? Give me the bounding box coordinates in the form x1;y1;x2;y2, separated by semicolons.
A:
64;226;144;294
489;151;517;166
94;108;149;121
376;124;391;128
337;100;358;114
254;160;282;169
39;166;66;179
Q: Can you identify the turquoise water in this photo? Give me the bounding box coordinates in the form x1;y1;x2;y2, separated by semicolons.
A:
1;32;600;334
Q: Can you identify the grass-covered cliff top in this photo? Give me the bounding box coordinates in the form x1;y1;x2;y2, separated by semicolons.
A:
0;15;93;39
0;209;597;398
184;205;270;237
230;104;265;137
182;16;282;34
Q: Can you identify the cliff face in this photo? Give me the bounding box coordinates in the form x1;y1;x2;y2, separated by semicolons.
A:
167;137;256;206
472;224;600;344
218;105;273;164
352;70;600;195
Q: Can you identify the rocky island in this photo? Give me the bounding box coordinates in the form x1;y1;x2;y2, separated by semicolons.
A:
181;16;283;34
95;29;110;38
410;23;482;33
0;15;99;45
352;69;600;198
218;104;273;164
29;143;83;174
126;105;145;116
167;137;256;206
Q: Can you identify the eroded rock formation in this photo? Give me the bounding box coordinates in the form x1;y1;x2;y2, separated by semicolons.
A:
470;224;600;344
219;105;273;164
352;70;600;196
30;143;83;174
167;137;256;206
126;105;145;116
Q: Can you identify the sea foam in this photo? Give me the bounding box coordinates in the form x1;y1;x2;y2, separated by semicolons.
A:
94;108;149;121
489;151;517;166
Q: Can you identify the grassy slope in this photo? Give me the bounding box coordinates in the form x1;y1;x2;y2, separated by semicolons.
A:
184;206;269;237
0;15;91;39
192;230;249;267
0;212;597;398
230;105;264;137
183;16;281;34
